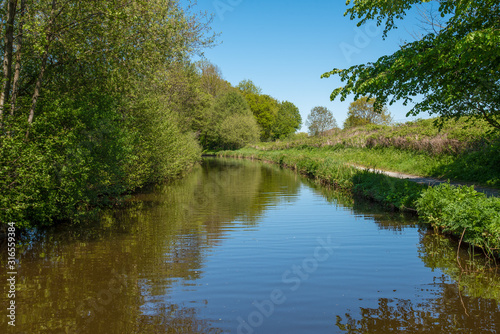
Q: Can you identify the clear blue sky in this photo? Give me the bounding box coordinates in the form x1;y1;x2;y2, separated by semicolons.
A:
194;0;428;131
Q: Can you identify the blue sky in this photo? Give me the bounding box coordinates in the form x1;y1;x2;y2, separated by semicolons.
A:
194;0;429;131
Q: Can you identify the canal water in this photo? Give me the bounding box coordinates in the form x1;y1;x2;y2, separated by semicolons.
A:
1;158;499;333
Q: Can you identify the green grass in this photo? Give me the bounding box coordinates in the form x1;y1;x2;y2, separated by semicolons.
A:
218;147;426;211
248;117;500;188
226;144;500;188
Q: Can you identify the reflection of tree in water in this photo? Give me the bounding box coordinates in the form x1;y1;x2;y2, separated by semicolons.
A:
306;178;419;232
419;231;500;301
306;174;500;332
0;158;303;333
135;304;223;334
149;158;302;239
336;278;500;333
335;225;500;333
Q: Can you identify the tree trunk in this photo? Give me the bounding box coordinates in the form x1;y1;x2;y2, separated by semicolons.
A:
10;0;26;116
26;0;56;139
0;0;18;121
25;47;49;138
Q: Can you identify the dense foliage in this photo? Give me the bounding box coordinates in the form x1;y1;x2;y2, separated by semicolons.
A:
0;0;215;227
272;101;302;140
202;91;260;150
417;183;500;258
322;0;500;130
237;80;302;141
0;2;304;228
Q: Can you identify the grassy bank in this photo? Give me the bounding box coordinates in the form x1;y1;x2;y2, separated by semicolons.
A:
218;144;500;258
251;118;500;188
217;147;425;210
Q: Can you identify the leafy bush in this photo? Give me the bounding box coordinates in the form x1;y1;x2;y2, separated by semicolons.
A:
218;114;260;150
124;93;201;187
417;183;500;257
0;89;201;228
204;91;261;150
1;90;129;227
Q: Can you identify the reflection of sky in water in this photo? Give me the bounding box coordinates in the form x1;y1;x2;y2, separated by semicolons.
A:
1;158;499;333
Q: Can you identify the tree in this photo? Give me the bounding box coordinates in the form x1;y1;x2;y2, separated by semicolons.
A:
237;79;262;95
272;101;302;140
344;97;393;128
203;91;260;150
321;0;500;130
196;60;232;98
0;0;216;226
0;0;216;135
243;93;279;140
218;114;260;150
306;106;338;136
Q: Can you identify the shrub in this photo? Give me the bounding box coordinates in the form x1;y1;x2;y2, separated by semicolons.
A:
218;114;260;150
0;90;201;228
204;91;260;150
417;183;500;257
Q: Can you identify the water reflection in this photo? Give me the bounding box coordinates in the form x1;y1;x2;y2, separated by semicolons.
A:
0;158;499;333
306;178;419;232
336;277;500;333
0;158;303;333
419;231;500;301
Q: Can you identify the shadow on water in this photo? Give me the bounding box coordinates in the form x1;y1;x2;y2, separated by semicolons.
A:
0;157;499;333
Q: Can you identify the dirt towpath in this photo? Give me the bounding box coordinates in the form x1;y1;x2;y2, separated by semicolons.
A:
350;164;499;197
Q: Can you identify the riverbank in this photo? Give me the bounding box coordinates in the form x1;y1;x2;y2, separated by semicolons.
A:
249;118;500;189
217;148;500;259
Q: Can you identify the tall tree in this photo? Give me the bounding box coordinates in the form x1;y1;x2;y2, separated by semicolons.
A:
306;106;338;136
0;0;216;136
0;0;216;227
272;101;302;139
244;93;279;140
322;0;500;129
344;97;392;128
9;0;26;117
196;60;232;98
203;91;260;150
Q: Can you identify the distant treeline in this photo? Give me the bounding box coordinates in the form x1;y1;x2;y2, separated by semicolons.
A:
0;0;301;228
